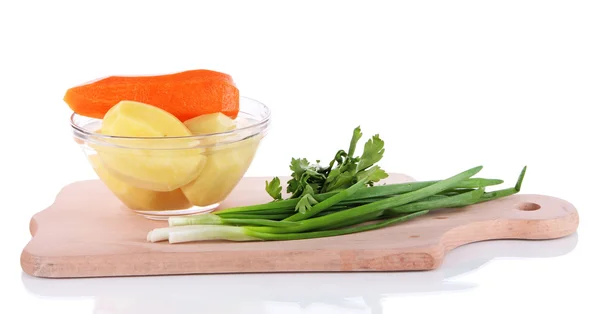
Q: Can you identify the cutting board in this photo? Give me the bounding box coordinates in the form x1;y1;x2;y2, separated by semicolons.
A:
20;173;579;278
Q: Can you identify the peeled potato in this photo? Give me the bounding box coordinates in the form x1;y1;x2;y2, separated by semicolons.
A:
89;155;192;211
184;112;236;135
181;135;260;206
96;100;206;191
180;112;259;206
184;112;237;147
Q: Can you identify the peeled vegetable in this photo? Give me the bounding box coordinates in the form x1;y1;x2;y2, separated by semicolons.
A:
181;137;260;206
89;155;192;210
96;100;207;191
64;69;239;121
180;113;260;206
184;112;236;135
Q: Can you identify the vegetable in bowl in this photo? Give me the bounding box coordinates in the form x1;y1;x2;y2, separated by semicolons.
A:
67;69;271;218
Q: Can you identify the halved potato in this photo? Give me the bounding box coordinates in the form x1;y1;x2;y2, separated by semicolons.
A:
89;155;192;211
184;112;236;135
96;101;206;191
181;135;261;206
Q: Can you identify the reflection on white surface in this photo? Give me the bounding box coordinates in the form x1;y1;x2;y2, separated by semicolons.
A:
22;234;578;314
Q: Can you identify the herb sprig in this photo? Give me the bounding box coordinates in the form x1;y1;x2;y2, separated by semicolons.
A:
265;126;389;213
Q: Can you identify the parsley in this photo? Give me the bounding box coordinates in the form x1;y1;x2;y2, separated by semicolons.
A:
265;177;283;200
265;126;389;212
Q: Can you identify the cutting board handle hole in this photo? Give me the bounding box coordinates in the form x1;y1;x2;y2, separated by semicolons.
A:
518;202;541;211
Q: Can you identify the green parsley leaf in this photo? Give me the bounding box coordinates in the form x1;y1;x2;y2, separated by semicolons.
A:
356;165;389;185
265;177;283;200
290;157;310;176
295;184;318;214
357;134;385;172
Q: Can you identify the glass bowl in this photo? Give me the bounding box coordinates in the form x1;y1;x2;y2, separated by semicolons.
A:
71;96;271;220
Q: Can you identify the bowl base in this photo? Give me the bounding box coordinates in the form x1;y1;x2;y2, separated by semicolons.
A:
133;204;220;220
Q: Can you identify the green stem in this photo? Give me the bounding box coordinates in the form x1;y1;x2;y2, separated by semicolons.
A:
216;213;291;220
218;208;293;216
168;214;299;227
440;188;476;196
215;200;298;215
245;210;430;241
316;210;385;231
475;165;527;203
221;218;300;227
385;188;484;216
347;126;362;158
415;195;449;201
313;177;501;203
167;225;260;243
324;205;352;211
338;197;390;205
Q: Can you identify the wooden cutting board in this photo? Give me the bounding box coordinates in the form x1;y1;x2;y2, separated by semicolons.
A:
20;173;579;278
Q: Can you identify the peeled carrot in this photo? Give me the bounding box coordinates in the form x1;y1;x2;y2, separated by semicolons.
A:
97;69;235;86
64;69;239;121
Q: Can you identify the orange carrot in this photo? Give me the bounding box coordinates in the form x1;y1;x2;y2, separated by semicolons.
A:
64;69;239;121
98;69;235;86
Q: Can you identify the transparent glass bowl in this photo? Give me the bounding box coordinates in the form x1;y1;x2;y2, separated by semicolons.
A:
71;97;271;220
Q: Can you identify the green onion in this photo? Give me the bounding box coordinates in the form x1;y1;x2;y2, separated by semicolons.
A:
165;225;261;243
315;210;384;231
168;213;300;227
384;187;484;216
245;165;482;234
477;165;527;202
315;177;500;203
164;211;430;243
146;165;527;244
214;177;502;216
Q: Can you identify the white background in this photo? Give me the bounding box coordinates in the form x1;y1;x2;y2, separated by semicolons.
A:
1;1;599;313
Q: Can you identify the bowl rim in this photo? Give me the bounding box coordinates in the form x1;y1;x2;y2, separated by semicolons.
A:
70;96;271;141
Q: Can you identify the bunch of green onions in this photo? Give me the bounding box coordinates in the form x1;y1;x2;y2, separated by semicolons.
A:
147;165;527;243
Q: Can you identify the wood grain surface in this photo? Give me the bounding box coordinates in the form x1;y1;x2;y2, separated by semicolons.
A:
20;173;579;278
